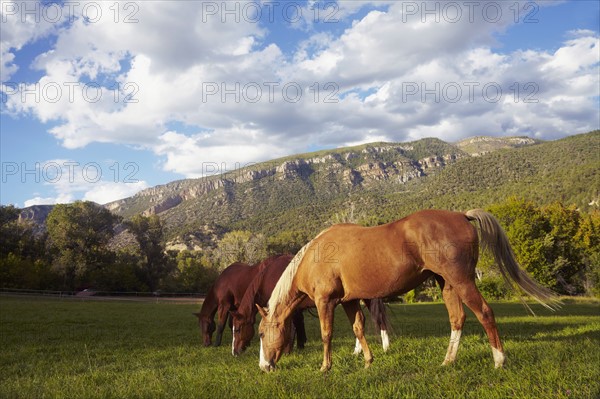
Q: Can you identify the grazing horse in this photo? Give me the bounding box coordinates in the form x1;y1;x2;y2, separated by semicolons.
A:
230;255;307;356
257;209;560;372
231;254;392;356
193;261;265;347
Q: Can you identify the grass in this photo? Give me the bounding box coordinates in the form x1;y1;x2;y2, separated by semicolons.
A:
1;296;599;399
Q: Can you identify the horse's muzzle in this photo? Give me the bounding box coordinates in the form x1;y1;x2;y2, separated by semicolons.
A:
260;361;276;372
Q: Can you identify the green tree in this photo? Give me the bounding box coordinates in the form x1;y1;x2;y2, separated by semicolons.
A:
575;211;600;296
0;205;57;289
214;230;267;269
167;250;219;293
0;205;42;260
487;198;596;294
267;230;308;255
46;201;118;290
488;198;553;287
125;214;170;292
541;203;585;294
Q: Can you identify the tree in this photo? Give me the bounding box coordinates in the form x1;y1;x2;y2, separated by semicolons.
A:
267;230;308;255
46;201;118;290
488;198;554;288
541;203;585;294
487;198;596;294
0;205;42;259
214;230;267;269
575;210;600;296
125;214;170;292
167;250;219;293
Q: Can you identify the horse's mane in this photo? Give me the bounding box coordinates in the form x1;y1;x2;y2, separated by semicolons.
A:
267;229;329;312
237;255;282;317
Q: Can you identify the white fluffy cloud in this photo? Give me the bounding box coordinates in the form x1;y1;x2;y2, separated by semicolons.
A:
3;0;599;179
21;159;148;206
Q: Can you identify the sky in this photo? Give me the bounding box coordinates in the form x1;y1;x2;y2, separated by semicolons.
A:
1;0;599;207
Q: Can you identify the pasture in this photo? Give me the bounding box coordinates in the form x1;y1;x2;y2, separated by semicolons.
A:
0;296;598;399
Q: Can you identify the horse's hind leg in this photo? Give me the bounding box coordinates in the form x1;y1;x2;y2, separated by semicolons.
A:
455;281;505;368
342;300;373;369
437;277;466;366
366;298;390;352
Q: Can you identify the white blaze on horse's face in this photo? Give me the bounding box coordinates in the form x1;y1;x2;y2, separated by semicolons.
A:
257;316;285;372
231;327;236;357
259;337;271;371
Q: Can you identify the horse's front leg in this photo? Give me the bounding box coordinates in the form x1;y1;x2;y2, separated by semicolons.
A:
214;303;230;347
283;317;295;354
315;297;335;372
292;309;307;350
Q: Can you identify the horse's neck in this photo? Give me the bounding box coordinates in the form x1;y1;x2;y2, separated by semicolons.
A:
200;288;218;318
237;274;263;320
272;286;306;321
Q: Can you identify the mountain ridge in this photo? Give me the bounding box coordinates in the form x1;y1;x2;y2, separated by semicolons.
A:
17;132;599;250
104;137;466;218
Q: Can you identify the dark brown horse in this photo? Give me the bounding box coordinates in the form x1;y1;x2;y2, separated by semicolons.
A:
231;254;392;356
193;261;265;347
257;209;560;372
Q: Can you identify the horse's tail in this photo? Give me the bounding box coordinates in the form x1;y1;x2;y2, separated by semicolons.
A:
366;298;391;332
466;209;561;312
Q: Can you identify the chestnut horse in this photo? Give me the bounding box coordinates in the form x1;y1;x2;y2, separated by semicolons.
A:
257;209;559;372
230;254;391;356
193;261;265;346
230;255;307;356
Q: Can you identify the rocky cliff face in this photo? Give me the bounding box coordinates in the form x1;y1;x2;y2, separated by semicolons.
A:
104;141;466;219
17;205;54;235
456;136;540;157
19;136;544;241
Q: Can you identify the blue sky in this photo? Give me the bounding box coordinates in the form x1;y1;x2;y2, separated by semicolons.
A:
1;0;599;207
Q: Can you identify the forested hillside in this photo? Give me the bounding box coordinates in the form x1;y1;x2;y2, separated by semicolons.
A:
3;131;599;296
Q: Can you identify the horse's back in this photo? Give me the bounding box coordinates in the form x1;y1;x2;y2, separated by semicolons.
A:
213;262;257;301
296;209;478;299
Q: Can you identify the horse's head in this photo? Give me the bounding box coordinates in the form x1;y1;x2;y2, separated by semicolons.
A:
193;312;215;347
230;310;255;356
256;305;287;372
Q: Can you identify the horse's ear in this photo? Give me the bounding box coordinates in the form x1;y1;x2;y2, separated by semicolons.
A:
229;310;239;319
255;304;268;318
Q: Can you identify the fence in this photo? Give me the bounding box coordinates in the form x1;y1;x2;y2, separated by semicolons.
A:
0;288;206;303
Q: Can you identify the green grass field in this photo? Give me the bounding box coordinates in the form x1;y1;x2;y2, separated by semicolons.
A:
1;296;598;399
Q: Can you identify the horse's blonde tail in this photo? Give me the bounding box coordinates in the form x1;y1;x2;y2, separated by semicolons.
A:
466;209;561;312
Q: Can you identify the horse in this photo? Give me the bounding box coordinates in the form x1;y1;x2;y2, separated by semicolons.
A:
230;254;392;356
193;261;265;347
257;209;560;372
230;254;306;356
